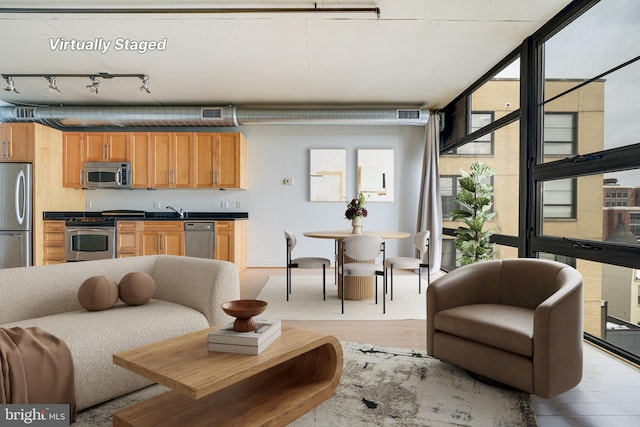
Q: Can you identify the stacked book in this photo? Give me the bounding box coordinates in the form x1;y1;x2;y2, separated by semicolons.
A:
208;319;281;355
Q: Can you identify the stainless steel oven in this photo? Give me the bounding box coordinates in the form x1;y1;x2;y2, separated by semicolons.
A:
65;217;116;262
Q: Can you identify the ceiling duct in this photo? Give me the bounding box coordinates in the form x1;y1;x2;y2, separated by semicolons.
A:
0;105;429;128
235;107;428;126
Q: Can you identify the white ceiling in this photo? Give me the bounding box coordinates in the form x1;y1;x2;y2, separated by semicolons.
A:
0;1;573;109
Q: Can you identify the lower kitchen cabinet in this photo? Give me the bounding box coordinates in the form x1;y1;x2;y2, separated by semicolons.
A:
113;219;246;270
215;220;247;271
141;221;184;256
116;221;141;257
43;220;66;264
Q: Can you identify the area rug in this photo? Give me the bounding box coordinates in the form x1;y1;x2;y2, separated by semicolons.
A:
257;272;444;320
75;341;536;427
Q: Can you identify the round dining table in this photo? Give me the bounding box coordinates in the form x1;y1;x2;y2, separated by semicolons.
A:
303;230;410;300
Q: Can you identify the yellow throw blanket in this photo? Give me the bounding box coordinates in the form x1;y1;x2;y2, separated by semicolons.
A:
0;327;76;423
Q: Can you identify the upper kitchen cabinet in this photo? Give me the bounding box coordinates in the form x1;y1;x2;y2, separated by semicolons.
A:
62;133;85;188
63;132;130;188
0;123;35;161
62;131;247;189
150;132;195;188
84;133;129;161
194;132;247;189
129;133;151;188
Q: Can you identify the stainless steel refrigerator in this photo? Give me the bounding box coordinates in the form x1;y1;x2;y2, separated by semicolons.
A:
0;162;32;268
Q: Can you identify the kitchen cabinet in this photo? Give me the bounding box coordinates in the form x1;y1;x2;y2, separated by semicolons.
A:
141;221;184;256
84;133;129;161
42;220;66;264
113;218;247;270
215;220;247;270
150;133;195;188
116;221;141;257
194;132;247;189
63;132;129;188
63;131;247;189
62;133;85;188
129;133;151;188
0;123;35;161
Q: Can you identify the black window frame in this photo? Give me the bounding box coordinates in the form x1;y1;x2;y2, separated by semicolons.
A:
437;0;640;365
445;111;495;156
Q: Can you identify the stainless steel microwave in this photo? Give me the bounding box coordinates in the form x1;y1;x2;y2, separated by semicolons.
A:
84;161;131;189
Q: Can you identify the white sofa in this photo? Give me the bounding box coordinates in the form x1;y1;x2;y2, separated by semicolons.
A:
0;255;240;410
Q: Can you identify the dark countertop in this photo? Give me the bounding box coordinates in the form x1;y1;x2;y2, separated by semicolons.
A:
43;211;249;221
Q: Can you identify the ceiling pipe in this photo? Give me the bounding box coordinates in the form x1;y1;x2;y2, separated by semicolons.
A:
0;105;429;128
0;6;381;17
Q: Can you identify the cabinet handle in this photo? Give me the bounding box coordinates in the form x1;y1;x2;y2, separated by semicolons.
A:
1;140;10;158
157;234;161;253
103;143;108;160
7;141;12;158
80;169;84;185
214;170;219;186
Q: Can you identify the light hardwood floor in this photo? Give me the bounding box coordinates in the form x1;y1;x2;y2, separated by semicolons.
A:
240;267;640;427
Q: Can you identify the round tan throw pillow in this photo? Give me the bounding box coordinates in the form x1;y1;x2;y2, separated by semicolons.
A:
119;272;156;306
78;275;119;311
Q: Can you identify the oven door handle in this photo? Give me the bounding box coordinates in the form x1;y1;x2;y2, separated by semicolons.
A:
67;227;113;234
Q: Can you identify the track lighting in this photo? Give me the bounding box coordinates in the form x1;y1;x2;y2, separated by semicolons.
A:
1;73;150;96
46;76;61;93
139;75;151;93
3;76;18;93
86;76;100;94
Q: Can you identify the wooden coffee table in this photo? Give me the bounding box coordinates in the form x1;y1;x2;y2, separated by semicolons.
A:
112;325;343;426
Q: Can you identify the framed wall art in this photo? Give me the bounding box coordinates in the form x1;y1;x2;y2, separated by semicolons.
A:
309;148;347;202
357;149;394;202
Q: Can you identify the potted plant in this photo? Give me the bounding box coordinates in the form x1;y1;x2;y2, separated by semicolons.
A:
345;193;368;234
449;162;496;265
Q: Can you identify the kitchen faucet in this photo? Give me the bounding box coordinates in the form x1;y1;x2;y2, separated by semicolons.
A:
166;204;185;218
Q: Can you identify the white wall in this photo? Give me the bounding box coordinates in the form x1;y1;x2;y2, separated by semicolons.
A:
85;124;426;266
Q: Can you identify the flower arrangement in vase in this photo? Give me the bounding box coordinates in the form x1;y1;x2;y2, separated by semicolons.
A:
345;193;368;234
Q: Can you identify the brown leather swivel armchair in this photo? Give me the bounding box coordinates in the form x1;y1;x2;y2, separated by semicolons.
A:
427;258;583;399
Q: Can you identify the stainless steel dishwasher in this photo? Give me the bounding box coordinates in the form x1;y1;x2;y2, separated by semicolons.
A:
184;221;215;259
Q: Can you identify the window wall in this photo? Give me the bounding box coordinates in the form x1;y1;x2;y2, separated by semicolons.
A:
439;0;640;363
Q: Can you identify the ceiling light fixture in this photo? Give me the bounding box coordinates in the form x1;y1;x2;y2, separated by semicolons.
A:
46;76;61;93
1;73;150;96
139;75;151;93
86;76;100;94
3;76;18;93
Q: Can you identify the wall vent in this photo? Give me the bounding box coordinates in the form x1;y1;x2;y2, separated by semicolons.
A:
397;109;421;120
201;108;223;119
15;107;35;119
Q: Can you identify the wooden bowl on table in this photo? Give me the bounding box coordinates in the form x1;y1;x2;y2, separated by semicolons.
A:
221;299;268;332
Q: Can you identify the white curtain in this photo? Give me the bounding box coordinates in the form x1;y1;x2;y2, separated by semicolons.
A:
416;112;442;272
